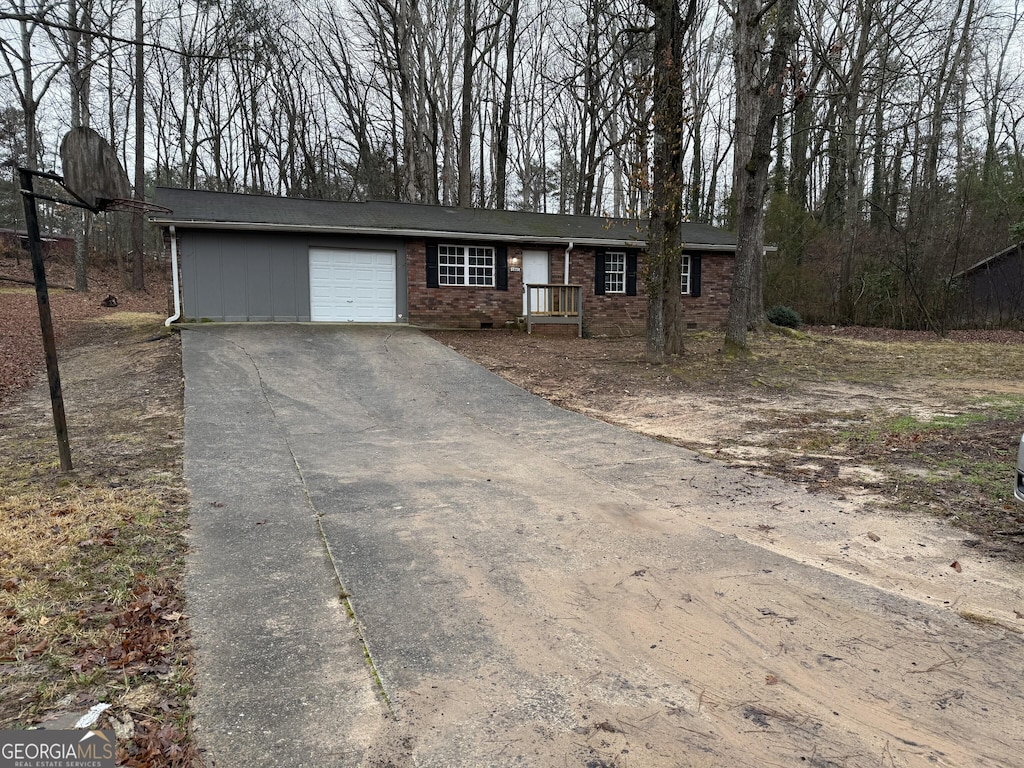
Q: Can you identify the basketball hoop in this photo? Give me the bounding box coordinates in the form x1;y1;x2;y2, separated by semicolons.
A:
59;126;131;212
101;198;172;215
14;126;150;473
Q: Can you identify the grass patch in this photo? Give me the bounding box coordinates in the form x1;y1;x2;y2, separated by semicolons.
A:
886;412;986;432
0;485;186;710
722;390;1024;542
0;316;195;765
84;312;172;328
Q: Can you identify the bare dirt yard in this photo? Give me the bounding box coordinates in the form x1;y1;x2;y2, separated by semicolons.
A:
3;250;1024;766
429;327;1024;549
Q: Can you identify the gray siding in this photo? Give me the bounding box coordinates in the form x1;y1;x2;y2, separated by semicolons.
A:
178;230;408;322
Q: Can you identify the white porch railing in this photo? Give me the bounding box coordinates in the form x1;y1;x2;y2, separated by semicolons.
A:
525;284;583;337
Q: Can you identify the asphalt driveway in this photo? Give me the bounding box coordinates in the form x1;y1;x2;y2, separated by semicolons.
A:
182;325;1024;767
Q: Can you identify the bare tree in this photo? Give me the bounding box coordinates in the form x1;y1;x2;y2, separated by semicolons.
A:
0;0;66;170
683;0;731;223
492;0;520;209
61;0;99;290
129;0;143;290
725;0;798;350
642;0;698;363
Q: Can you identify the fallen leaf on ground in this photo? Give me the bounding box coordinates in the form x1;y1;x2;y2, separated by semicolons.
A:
28;638;48;656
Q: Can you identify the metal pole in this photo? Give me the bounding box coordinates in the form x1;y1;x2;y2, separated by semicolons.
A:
19;168;73;471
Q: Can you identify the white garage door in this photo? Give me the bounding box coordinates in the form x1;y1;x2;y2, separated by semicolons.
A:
309;248;397;322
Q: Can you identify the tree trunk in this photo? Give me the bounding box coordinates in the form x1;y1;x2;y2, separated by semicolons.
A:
725;0;797;350
131;0;146;292
395;0;420;201
642;0;696;363
788;88;811;210
493;0;519;210
868;44;888;229
688;116;702;220
725;0;761;349
17;5;40;169
68;0;95;293
836;0;874;320
457;0;475;207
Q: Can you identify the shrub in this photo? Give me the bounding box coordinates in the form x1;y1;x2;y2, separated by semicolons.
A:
767;305;802;328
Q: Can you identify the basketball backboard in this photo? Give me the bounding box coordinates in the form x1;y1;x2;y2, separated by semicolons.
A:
59;126;131;212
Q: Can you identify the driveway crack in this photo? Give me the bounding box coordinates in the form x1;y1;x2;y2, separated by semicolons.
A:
183;327;396;715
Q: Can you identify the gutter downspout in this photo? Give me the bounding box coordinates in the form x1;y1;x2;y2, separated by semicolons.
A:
164;225;181;326
564;240;573;284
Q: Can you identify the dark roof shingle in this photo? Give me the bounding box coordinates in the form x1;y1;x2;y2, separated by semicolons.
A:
152;187;738;249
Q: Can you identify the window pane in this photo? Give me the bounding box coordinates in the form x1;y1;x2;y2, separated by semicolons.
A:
439;245;465;286
680;254;691;295
439;244;494;286
467;246;495;286
605;252;626;294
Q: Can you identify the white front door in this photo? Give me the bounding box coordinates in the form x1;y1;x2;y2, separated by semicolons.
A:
522;250;549;315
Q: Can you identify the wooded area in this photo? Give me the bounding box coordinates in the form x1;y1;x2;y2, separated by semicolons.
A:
2;0;1023;332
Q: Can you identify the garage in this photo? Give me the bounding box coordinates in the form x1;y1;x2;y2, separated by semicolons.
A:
309;248;397;323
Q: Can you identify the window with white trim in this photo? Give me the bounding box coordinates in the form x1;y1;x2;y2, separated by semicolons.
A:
438;244;496;286
680;254;692;295
605;251;626;294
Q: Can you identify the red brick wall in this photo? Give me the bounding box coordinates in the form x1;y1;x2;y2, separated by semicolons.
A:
570;248;735;336
407;240;533;328
684;254;734;330
567;246;647;337
406;239;734;334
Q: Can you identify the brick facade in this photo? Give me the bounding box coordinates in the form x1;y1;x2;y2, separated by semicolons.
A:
407;240;527;328
568;247;647;337
407;237;734;334
682;254;734;331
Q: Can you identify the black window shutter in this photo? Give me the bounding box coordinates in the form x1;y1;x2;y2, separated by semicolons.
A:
690;254;702;297
496;246;508;290
626;253;638;296
426;242;439;288
594;252;606;295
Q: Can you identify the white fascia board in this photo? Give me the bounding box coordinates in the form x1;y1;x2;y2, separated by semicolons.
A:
684;243;745;252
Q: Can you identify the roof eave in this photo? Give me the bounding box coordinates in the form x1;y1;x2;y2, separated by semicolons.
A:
150;217;745;251
953;242;1023;279
149;218;653;248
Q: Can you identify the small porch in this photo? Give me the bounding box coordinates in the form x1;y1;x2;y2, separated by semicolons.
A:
524;284;583;337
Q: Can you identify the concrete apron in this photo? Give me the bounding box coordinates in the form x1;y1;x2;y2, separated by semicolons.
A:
183;324;1024;768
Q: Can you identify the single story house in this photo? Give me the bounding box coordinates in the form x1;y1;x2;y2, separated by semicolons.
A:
151;187;738;336
953;242;1024;327
0;228;75;262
